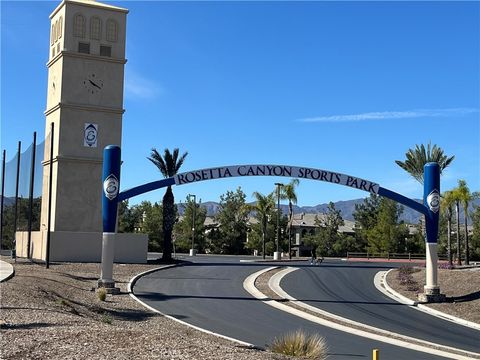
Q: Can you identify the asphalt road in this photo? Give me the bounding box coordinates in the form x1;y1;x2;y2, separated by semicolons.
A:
133;256;459;359
281;259;480;352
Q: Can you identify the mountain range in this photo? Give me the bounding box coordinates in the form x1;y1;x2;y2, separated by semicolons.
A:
2;196;478;224
179;198;480;224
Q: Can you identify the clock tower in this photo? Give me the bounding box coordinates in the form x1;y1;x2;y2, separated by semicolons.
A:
40;0;129;260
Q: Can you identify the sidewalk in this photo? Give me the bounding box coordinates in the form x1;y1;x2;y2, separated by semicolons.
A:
0;259;14;282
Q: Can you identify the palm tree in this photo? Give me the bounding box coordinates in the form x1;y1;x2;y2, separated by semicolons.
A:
148;148;188;261
441;190;456;266
395;142;455;184
281;179;300;259
251;191;275;259
454;180;477;265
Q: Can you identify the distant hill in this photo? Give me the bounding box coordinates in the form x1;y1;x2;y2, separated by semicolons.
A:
178;197;480;224
0;196;16;207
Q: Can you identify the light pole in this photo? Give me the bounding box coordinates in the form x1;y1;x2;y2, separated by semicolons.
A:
274;183;283;260
188;194;196;256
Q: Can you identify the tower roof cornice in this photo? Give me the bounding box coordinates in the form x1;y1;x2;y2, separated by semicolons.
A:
50;0;128;19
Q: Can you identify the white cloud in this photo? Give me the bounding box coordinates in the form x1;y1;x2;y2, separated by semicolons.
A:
124;70;163;100
297;108;478;123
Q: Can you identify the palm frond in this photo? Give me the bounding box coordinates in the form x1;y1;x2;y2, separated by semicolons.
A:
147;147;188;178
395;142;454;184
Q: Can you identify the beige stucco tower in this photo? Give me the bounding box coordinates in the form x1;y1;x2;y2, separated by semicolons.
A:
17;0;147;262
43;0;127;233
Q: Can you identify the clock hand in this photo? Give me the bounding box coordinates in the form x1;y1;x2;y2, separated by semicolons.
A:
89;79;102;89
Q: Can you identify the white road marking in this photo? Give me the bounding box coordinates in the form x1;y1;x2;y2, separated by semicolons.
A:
244;266;479;360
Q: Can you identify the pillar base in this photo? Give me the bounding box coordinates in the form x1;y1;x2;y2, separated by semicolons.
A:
97;279;120;294
418;286;446;303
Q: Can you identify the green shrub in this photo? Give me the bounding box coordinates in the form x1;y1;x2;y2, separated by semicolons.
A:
101;314;112;324
269;329;328;359
97;287;107;302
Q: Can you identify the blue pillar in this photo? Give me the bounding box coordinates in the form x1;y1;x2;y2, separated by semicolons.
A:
424;162;440;244
422;162;444;301
102;145;121;232
98;145;121;292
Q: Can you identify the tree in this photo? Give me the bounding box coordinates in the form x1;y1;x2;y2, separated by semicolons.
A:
249;191;275;259
320;202;344;256
353;194;381;250
141;201;164;252
213;187;249;254
304;202;344;257
395;142;454;184
1;197;41;250
366;198;409;254
471;204;480;261
117;200;146;233
147;148;188;261
440;190;456;266
453;192;462;265
453;180;477;265
174;196;207;253
280;179;300;259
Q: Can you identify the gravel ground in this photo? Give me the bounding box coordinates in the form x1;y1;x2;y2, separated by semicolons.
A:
0;258;290;360
2;258;478;360
386;266;480;324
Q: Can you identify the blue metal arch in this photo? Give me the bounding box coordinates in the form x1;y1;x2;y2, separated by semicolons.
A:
117;164;428;216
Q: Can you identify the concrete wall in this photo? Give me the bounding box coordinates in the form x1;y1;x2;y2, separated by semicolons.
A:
16;231;147;263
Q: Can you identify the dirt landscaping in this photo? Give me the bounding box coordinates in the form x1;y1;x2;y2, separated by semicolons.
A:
0;258;290;360
1;258;478;360
386;266;480;324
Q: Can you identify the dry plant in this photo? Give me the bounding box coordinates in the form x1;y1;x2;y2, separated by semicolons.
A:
97;287;107;302
269;329;328;359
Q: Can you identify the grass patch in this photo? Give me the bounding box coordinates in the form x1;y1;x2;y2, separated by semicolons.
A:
269;329;328;359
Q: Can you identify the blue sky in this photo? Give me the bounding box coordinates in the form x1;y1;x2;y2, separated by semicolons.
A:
1;1;479;207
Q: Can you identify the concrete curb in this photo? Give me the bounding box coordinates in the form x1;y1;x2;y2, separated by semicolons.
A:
127;264;258;349
375;270;417;306
0;260;14;283
244;266;478;360
378;269;480;331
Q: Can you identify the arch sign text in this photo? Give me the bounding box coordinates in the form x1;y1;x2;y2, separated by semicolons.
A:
175;165;380;194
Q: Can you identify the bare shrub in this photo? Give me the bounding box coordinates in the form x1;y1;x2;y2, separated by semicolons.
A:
269;329;328;359
97;287;107;302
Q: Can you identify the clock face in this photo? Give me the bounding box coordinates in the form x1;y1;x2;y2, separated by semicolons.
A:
83;73;103;94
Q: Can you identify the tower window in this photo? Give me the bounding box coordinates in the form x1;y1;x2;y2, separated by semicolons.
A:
58;16;63;39
73;14;86;38
57;43;61;54
100;45;112;57
106;19;118;42
52;47;56;58
51;25;55;45
90;17;101;40
55;21;60;41
78;42;90;54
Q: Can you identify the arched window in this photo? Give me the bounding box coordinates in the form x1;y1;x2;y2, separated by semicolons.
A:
73;14;86;38
106;19;117;42
55;20;60;41
51;25;55;45
58;16;63;39
90;16;101;40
